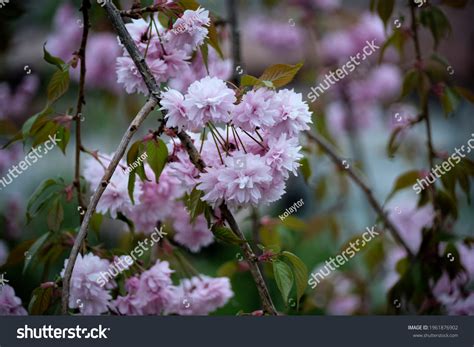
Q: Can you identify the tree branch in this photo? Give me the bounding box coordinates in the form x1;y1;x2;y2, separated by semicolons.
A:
61;0;164;314
105;1;161;98
73;0;91;225
120;4;162;19
227;0;242;85
305;131;415;259
61;98;158;313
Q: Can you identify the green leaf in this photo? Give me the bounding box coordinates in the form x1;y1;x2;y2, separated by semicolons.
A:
440;86;461;117
146;139;168;183
90;213;104;238
273;260;294;303
386;127;404;158
376;0;395;27
259;225;281;251
217;261;239;278
47;197;64;232
43;44;67;71
386;170;421;202
128;171;137;204
178;0;199;10
47;69;70;105
299;157;311;183
420;6;451;49
28;286;54;315
185;188;207;222
23;232;51;273
21;107;53;140
281;216;306;232
379;29;407;63
157;12;169;28
281;251;308;307
211;225;246;245
241;74;262;87
126;141;147;202
259;63;303;89
26;179;61;222
200;44;209;73
454;86;474;103
207;23;224;59
55;126;70;154
31;121;60;148
436;189;458;219
400;69;419;99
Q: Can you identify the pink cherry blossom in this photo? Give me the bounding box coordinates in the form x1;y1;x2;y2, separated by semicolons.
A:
165;8;210;51
60;253;114;315
183;76;236;126
0;285;27;316
232;88;278;132
245;17;305;53
167;146;201;193
117;56;168;95
160;89;190;129
198;152;273;208
83;33;122;93
46;3;82;62
133;260;175;315
0;76;39;120
125;167;183;233
270;89;312;138
83;154;137;219
388;201;435;254
111;277;143;315
168;276;233;315
264;134;303;178
171;205;214;253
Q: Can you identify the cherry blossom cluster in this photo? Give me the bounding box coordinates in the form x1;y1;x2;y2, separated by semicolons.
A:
59;254;233;315
83;154;214;253
116;8;232;95
161;78;311;209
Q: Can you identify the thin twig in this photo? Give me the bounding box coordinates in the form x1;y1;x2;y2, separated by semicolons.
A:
73;0;91;224
227;0;241;85
305;131;415;259
120;4;162;18
410;2;435;169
